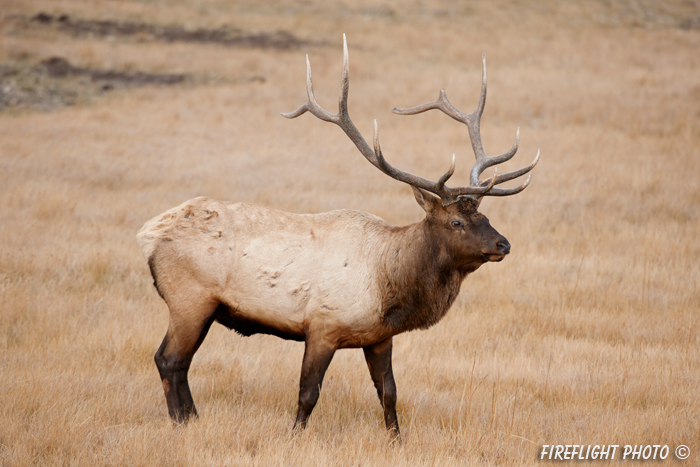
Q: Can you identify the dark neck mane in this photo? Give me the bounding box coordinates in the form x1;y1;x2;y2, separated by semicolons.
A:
378;220;478;334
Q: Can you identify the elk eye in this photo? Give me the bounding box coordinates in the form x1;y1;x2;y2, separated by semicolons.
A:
451;220;463;229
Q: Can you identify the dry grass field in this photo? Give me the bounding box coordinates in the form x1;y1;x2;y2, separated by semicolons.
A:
1;0;699;465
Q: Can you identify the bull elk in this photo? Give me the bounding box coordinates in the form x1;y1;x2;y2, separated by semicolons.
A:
137;35;539;436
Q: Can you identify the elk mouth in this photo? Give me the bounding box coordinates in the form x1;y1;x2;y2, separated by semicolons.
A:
484;252;506;262
483;240;510;262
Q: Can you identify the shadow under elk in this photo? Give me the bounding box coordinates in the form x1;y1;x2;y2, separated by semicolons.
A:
137;35;539;437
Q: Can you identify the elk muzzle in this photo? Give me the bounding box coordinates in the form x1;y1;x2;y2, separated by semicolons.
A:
484;235;510;262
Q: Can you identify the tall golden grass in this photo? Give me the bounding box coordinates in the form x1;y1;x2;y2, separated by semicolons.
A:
1;0;698;465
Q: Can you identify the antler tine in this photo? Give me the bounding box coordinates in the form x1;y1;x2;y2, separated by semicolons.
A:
392;89;470;125
475;53;487;118
469;126;519;186
391;54;485;127
372;119;390;173
436;154;456;191
338;36;350;119
281;54;338;123
481;172;532;196
478;148;540;188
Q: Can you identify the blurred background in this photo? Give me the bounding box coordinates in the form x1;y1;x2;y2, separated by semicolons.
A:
1;1;698;465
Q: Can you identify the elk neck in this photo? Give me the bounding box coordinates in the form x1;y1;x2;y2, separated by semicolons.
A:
377;217;479;335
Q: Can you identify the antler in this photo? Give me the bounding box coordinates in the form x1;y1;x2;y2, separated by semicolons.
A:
392;54;539;198
282;35;497;206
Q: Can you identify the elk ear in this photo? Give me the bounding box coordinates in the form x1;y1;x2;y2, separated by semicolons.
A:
411;187;441;215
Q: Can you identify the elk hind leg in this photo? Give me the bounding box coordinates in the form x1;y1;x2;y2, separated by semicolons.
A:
363;337;399;436
154;301;215;423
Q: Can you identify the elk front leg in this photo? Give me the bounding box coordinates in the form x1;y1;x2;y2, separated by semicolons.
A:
363;337;399;435
154;304;215;423
293;336;337;430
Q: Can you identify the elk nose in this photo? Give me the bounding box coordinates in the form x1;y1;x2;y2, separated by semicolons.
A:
497;239;511;255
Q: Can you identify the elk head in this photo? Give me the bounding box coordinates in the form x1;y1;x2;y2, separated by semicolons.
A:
409;188;511;274
282;35;538;270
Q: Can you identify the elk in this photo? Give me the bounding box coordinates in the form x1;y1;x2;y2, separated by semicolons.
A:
137;35;538;436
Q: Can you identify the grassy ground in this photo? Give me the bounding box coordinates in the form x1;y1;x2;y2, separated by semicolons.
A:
1;0;699;465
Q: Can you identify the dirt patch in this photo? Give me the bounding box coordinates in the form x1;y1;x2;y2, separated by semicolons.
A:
29;13;314;49
0;57;191;111
679;15;700;30
1;57;263;112
41;57;187;87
